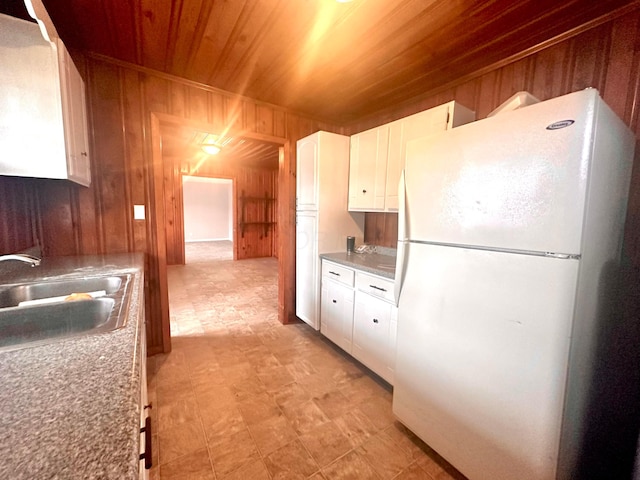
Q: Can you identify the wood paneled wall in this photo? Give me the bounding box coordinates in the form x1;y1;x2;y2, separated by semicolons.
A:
360;11;640;264
0;55;340;355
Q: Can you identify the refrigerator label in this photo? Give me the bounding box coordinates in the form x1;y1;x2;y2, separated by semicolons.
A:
546;120;575;130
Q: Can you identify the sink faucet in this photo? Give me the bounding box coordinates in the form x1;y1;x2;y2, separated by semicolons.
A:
0;254;41;267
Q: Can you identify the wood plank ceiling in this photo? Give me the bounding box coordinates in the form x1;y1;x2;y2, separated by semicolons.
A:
160;124;280;171
32;0;639;124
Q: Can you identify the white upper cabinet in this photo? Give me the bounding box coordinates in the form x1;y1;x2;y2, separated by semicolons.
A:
0;14;91;186
384;101;475;211
58;39;91;186
347;101;475;213
348;125;389;211
296;136;318;211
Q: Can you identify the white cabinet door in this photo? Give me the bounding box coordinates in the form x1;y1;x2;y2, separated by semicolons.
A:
58;40;91;186
296;213;319;329
352;291;394;383
296;136;318;211
321;278;355;353
0;15;91;187
385;103;453;211
349;126;388;211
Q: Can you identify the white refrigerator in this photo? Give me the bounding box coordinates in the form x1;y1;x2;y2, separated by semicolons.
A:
392;89;635;480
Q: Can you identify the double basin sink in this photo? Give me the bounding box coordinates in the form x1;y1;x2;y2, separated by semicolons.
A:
0;275;130;351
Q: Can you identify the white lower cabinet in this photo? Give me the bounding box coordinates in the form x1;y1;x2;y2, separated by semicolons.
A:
320;260;355;352
320;259;397;384
353;271;398;385
321;276;355;353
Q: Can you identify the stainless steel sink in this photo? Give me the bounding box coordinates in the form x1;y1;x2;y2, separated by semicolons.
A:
0;276;123;308
0;274;130;351
0;297;119;350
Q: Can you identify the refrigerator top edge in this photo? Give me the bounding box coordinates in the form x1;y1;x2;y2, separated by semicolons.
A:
400;88;634;255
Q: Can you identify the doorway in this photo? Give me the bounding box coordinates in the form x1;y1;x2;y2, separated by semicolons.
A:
150;112;293;353
182;176;234;263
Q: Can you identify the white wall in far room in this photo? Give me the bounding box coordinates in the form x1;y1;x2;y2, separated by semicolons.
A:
183;176;233;242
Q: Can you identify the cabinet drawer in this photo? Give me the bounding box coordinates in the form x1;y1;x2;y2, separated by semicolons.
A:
355;271;394;303
322;261;354;287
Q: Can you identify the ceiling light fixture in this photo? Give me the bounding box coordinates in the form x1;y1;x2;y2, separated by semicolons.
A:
201;143;221;155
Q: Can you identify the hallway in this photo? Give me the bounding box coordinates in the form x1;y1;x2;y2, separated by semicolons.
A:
147;242;463;479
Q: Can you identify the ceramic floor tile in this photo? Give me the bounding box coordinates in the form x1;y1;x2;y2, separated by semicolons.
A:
156;378;193;406
357;395;396;431
356;431;414;479
237;392;282;425
194;383;237;409
393;461;435;480
157;395;200;432
321;450;381;480
383;422;431;460
333;408;379;448
257;365;296;390
200;404;247;444
312;389;353;420
264;439;319;479
298;420;353;468
281;398;331;434
157;420;207;465
221;458;271;480
159;448;215;480
208;427;261;478
247;412;299;456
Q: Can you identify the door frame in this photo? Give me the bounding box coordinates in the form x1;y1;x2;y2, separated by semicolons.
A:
150;112;293;352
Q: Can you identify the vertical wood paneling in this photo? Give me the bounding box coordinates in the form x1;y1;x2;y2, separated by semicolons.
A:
169;83;187;118
0;177;40;253
187;86;208;122
37;181;78;256
88;60;130;254
122;69;148;253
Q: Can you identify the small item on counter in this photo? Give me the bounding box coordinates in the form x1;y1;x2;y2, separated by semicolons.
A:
346;236;355;254
355;244;376;254
64;293;93;302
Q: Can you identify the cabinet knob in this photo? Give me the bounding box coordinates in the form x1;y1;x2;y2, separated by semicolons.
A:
373;318;379;323
81;152;88;157
362;189;367;193
332;299;337;303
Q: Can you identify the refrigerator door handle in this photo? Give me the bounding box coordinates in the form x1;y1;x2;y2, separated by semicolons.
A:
394;170;407;305
397;170;407;242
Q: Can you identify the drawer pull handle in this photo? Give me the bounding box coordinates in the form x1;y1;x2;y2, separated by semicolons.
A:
369;285;387;292
332;299;337;303
373;318;379;323
329;271;341;276
139;416;153;469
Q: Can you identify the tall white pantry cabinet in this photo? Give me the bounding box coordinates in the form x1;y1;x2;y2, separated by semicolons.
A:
295;132;365;330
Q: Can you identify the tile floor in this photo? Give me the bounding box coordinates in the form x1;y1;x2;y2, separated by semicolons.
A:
147;241;466;480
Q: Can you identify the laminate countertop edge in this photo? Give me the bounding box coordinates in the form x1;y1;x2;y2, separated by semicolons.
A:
0;253;146;479
320;252;396;278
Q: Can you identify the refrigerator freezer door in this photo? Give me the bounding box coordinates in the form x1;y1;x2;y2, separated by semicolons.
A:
404;89;598;255
393;242;579;480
